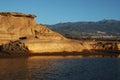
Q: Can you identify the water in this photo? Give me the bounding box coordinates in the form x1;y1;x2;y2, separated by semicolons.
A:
0;56;120;80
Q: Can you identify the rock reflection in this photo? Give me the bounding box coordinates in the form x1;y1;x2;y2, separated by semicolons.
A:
0;58;30;80
0;56;66;80
27;56;65;80
0;57;120;80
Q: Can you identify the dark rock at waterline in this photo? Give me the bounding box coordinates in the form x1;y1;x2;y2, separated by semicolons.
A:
0;40;29;55
92;42;119;50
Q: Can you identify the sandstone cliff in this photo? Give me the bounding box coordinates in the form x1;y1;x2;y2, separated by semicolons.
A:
0;12;65;42
0;12;119;55
0;12;84;53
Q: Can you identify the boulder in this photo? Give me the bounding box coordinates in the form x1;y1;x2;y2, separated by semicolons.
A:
0;40;29;54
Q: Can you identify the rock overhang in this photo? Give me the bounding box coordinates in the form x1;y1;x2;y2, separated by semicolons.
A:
0;12;36;18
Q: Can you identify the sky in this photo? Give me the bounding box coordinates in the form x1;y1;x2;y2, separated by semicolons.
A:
0;0;120;24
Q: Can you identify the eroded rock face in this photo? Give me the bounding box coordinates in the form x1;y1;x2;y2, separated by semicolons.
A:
0;12;82;53
0;12;120;54
0;12;66;44
33;24;65;40
0;12;36;42
0;12;36;18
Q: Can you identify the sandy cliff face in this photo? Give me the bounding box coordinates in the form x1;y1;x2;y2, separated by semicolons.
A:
0;12;119;54
0;12;85;53
0;12;36;43
0;12;36;34
33;24;66;40
0;12;66;42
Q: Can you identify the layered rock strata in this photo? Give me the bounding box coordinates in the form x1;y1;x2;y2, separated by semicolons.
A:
0;12;120;55
0;12;84;53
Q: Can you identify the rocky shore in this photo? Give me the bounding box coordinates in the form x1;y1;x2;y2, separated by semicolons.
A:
0;12;120;58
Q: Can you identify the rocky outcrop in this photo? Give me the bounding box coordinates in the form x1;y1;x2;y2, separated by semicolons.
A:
0;40;29;53
92;42;119;50
0;12;36;43
0;12;119;55
0;12;83;54
0;12;66;44
0;12;36;18
32;24;66;40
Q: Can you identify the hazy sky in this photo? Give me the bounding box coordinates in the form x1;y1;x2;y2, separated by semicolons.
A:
0;0;120;24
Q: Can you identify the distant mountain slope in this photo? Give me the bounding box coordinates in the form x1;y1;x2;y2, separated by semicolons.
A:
47;20;120;39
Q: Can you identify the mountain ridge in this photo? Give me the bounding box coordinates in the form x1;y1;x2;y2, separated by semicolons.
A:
47;19;120;39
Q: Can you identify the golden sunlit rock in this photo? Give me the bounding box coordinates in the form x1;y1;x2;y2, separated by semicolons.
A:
0;12;119;55
0;12;85;53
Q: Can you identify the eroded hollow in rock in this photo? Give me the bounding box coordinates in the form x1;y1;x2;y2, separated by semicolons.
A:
19;36;27;40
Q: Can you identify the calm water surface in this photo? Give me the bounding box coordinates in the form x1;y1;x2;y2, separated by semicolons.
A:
0;56;120;80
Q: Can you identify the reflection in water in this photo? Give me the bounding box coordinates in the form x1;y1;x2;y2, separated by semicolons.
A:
0;58;30;80
0;56;120;80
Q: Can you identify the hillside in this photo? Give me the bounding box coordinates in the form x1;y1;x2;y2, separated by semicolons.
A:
47;20;120;39
0;12;85;54
0;12;120;57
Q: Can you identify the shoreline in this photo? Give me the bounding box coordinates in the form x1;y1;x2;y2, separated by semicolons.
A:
0;50;120;58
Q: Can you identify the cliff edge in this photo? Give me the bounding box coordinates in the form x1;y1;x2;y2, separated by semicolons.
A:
0;12;84;53
0;12;119;56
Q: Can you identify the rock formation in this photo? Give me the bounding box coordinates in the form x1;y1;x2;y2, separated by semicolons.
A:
0;12;84;53
0;12;119;55
0;12;65;42
0;40;29;53
92;42;119;50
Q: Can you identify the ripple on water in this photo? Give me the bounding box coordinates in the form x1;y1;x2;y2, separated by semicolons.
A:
0;56;120;80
